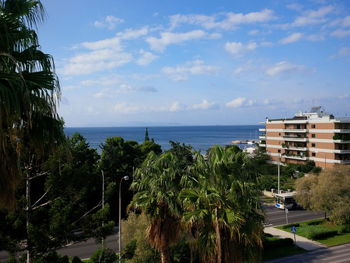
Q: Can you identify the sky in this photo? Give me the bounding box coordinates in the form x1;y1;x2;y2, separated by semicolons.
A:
38;0;350;127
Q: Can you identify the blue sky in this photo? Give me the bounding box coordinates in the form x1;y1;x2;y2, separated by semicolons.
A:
38;0;350;127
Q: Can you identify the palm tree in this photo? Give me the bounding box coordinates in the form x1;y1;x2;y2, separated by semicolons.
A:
130;151;185;263
0;0;63;207
180;146;264;263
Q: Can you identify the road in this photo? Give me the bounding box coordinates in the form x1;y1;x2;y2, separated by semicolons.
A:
0;234;118;262
0;206;329;261
266;243;350;263
263;204;325;226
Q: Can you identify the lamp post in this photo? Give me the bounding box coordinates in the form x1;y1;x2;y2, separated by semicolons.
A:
119;176;129;262
278;153;281;194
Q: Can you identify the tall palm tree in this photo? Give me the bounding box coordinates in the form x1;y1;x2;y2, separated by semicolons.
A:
180;146;264;263
0;0;63;207
130;152;186;263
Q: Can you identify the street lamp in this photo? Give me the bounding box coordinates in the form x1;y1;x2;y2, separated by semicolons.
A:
119;176;129;262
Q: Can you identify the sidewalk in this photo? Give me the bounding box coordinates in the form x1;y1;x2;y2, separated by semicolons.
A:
264;227;326;251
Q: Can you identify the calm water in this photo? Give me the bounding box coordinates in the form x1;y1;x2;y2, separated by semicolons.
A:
64;125;263;152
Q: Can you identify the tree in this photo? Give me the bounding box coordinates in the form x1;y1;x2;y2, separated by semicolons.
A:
0;134;113;262
295;166;350;224
130;152;186;263
144;128;150;142
180;146;264;263
0;0;63;208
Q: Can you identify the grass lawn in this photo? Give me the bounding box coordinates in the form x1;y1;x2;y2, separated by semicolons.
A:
262;235;306;261
260;195;275;205
277;219;350;246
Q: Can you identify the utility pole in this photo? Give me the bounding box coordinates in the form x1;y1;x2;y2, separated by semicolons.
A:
26;171;31;263
101;171;105;248
119;176;129;262
278;154;281;194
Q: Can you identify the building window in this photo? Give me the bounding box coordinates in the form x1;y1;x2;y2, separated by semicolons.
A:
311;124;316;128
278;149;281;153
312;134;316;138
312;152;316;157
312;143;316;147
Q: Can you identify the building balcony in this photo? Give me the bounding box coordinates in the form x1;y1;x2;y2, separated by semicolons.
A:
283;136;308;142
259;136;266;140
259;144;266;147
282;146;308;151
283;129;307;133
282;154;307;161
259;128;266;132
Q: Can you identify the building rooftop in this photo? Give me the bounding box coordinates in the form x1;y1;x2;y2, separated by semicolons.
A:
266;106;350;123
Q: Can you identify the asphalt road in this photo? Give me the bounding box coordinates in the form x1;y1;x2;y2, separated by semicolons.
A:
263;204;325;227
266;243;350;263
0;206;329;261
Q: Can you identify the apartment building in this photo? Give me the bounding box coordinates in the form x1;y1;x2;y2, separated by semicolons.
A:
259;107;350;169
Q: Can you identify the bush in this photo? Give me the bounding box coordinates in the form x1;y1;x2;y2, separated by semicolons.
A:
338;225;350;234
306;220;322;226
72;256;83;263
122;240;137;259
263;237;294;250
121;213;159;263
33;251;69;263
306;229;338;240
90;248;117;263
282;223;300;229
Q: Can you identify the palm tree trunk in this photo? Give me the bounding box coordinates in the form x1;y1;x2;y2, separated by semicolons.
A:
215;209;222;263
160;247;171;263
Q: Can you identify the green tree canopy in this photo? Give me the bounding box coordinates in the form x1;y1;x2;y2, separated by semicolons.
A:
0;0;63;208
180;146;264;263
295;166;350;224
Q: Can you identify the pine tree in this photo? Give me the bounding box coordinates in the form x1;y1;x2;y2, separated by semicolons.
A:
144;128;150;141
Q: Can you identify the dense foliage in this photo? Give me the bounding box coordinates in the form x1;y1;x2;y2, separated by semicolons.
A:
0;0;63;208
129;144;264;263
295;166;350;224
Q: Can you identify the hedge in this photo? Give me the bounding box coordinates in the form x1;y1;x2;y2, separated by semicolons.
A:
263;237;294;250
306;229;338;240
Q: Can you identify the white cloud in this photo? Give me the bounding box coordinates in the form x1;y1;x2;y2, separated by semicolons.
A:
94;16;124;30
169;9;275;30
291;5;334;27
80;37;122;50
331;47;350;58
287;3;303;11
60;49;132;75
226;97;247;108
61;27;152;75
136;49;158;65
279;32;303;44
93;84;157;98
224;42;257;56
117;27;150;40
265;61;310;76
113;103;140;114
169;102;184;112
192;99;217;110
306;34;325;41
331;29;350;38
146;30;219;52
162;60;219;81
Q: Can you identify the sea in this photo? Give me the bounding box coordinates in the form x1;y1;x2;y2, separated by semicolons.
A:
64;125;263;153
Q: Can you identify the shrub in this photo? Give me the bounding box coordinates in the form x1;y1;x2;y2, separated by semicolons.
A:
282;223;300;229
306;220;322;226
72;256;83;263
338;225;350;234
122;240;137;259
263;237;294;250
306;229;338;240
90;248;117;263
121;213;159;263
